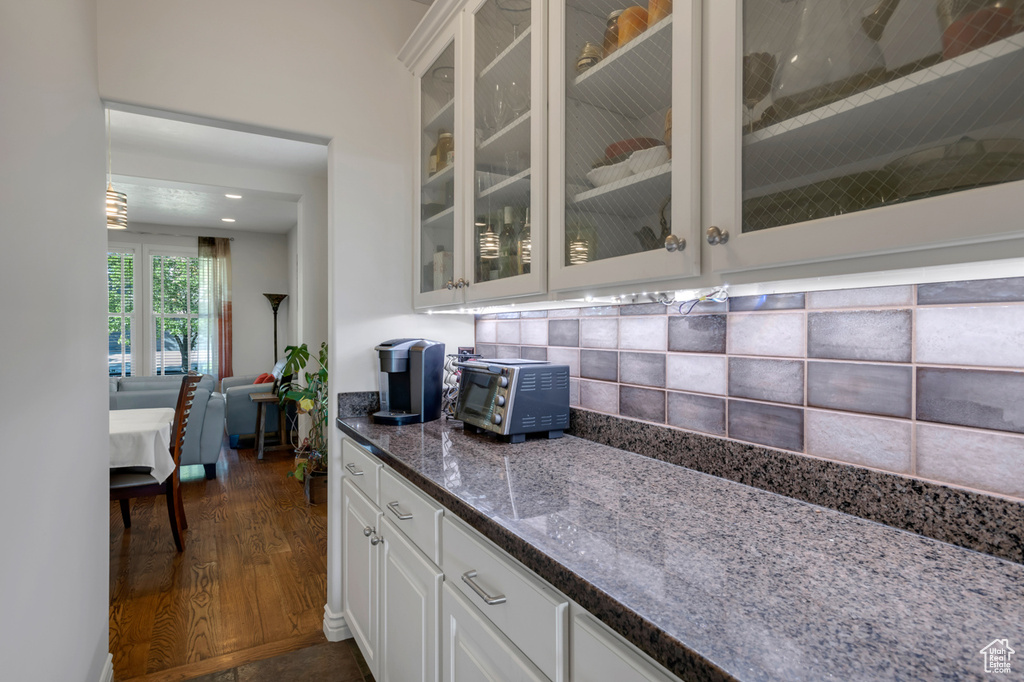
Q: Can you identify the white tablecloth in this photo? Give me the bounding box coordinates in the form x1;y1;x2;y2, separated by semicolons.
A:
109;408;177;483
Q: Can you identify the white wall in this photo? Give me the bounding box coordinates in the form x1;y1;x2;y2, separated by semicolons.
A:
109;223;293;377
0;1;110;680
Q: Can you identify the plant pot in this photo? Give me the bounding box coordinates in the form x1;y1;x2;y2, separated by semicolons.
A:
304;470;328;505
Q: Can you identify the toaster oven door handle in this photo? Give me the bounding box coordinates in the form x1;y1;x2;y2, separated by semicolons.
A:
453;362;501;375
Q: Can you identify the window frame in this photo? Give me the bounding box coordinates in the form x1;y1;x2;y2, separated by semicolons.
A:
143;244;202;377
107;243;139;378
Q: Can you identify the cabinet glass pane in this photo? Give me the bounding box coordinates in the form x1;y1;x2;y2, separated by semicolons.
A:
742;0;1024;233
564;1;673;267
474;0;533;284
420;42;457;295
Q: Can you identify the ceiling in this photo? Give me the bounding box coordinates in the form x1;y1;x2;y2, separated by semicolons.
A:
108;109;328;234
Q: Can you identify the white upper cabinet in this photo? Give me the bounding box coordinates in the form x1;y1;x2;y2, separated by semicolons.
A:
705;0;1024;273
415;25;465;309
463;0;548;302
548;0;701;293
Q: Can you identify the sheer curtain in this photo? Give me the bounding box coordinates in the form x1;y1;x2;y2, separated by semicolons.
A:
198;237;233;381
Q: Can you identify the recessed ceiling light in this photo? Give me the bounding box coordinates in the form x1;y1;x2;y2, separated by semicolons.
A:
221;218;236;222
225;194;242;199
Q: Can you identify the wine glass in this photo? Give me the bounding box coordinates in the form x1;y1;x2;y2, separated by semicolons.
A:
495;0;530;42
432;66;455;103
491;83;510;132
506;80;529;118
743;52;776;133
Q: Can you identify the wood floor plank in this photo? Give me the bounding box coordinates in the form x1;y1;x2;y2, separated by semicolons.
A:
110;441;325;681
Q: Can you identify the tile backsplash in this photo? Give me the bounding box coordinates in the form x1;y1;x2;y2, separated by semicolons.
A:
474;279;1024;502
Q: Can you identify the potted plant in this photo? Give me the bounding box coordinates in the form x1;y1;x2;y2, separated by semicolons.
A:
279;341;329;503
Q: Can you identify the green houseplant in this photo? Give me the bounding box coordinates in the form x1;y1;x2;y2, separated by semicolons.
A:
279;341;328;483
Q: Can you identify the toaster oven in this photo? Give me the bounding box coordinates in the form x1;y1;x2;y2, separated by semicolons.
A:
454;359;570;443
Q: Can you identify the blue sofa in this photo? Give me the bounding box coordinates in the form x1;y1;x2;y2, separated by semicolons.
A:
109;374;226;479
221;373;283;444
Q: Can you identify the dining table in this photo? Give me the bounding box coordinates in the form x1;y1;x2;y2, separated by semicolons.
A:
109;407;176;483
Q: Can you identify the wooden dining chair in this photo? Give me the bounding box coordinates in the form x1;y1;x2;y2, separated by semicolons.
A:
111;372;203;552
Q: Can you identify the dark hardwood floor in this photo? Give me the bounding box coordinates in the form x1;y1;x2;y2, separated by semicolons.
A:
109;440;328;681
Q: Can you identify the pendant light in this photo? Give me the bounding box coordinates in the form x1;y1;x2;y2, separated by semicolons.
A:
479;222;500;260
106;109;128;230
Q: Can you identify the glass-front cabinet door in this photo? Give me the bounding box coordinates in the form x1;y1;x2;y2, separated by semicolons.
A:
548;0;700;294
415;36;463;308
707;0;1024;273
463;0;547;302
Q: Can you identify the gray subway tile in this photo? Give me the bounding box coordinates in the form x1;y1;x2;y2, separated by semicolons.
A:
496;320;521;344
476;343;497;358
917;367;1024;434
807;362;912;418
728;293;805;312
619;386;666;423
548;308;581;318
668;315;726;354
619;316;668;351
495;312;520;319
917;306;1024;368
805;411;911;473
728;358;804;405
569;378;580;406
582;306;619;316
918;277;1024;305
548;319;580;347
478;313;497;320
580;380;619;413
520;319;548;346
727;312;805;357
495;345;521;359
917;423;1024;499
520;346;548;361
476;319;496;343
807;310;911;362
619;352;666;388
547;347;580;377
807;286;914;309
619;302;667;315
667;392;726;436
521;310;548;318
580;318;618;349
666;354;728;395
580;350;618;381
728;400;804;452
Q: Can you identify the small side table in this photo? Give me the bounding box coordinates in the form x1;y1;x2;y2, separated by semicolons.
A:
249;392;291;460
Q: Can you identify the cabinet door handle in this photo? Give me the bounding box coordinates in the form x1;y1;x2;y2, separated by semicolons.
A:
345;463;364;476
387;501;413;521
664;235;686;252
461;570;506;606
706;226;730;246
363;526;373;537
370;534;383;546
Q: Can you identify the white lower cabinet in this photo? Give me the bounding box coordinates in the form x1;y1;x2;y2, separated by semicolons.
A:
381;516;444;682
443;582;550;682
571;613;678;682
342;478;383;679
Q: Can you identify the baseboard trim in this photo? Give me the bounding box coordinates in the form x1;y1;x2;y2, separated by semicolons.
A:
98;654;113;682
323;604;352;642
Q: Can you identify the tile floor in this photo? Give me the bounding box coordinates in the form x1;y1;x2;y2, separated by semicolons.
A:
186;640;372;681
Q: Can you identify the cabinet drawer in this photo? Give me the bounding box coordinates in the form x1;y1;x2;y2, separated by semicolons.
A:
442;517;568;682
380;467;443;565
572;614;678;682
343;438;382;504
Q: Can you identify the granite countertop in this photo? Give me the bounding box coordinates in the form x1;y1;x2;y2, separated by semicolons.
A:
338;416;1024;682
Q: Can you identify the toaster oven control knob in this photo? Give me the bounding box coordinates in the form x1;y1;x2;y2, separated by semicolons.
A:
499;376;509;387
496;395;505;406
493;414;502;425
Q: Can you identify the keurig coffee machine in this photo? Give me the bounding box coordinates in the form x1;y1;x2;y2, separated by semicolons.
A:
372;338;444;425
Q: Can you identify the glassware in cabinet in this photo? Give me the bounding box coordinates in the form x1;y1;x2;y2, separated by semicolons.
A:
419;41;458;299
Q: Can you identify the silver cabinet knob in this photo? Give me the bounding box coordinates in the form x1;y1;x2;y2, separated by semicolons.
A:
363;526;373;537
664;235;686;252
370;534;383;546
706;226;730;246
446;280;455;290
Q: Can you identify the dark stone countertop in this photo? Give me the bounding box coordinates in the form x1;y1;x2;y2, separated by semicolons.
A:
337;416;1024;682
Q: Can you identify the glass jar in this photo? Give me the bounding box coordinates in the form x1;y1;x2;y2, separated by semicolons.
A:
602;10;624;57
436;131;454;171
618;6;648;48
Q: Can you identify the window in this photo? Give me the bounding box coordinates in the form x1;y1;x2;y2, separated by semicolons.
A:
108;250;135;377
151;253;208;375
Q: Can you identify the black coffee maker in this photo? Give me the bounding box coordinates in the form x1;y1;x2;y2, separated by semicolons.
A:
372;338;444;425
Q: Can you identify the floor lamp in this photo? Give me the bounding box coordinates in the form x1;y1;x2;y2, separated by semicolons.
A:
263;293;288;362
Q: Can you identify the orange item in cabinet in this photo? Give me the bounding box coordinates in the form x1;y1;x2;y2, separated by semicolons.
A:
618;7;648;48
649;0;672;25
